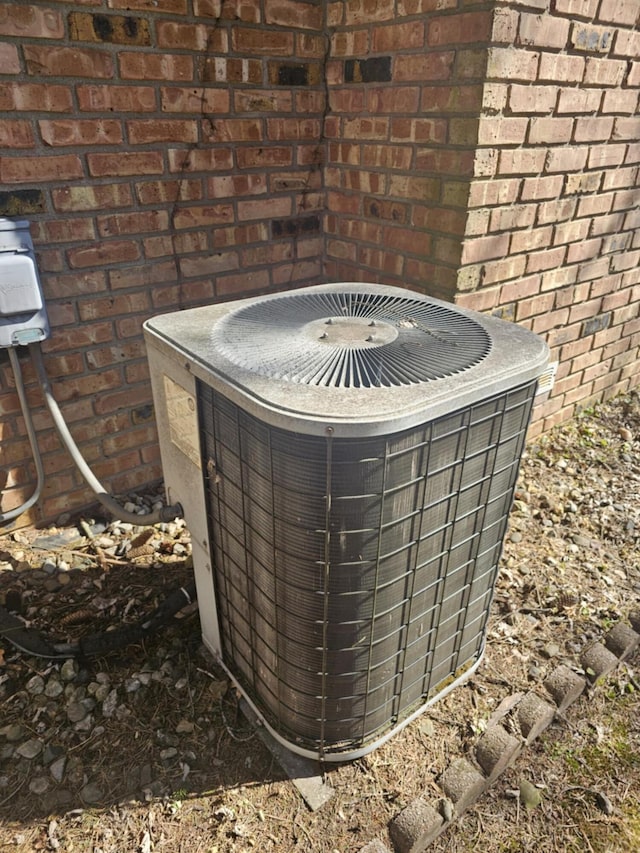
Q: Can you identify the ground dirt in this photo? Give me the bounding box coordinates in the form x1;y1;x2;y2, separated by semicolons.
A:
0;391;639;853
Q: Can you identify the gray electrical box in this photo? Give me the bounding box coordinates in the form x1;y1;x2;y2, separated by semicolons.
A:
0;219;49;347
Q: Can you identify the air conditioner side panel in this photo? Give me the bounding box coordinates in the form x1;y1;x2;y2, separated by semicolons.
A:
145;336;221;657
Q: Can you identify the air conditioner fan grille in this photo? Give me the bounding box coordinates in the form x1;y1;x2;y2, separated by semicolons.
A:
211;290;491;388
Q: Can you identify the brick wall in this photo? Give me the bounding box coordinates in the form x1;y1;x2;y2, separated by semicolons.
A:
454;0;640;437
1;0;639;527
324;0;492;300
0;0;327;524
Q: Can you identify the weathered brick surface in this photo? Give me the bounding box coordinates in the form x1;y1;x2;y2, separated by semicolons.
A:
457;0;640;437
0;0;327;525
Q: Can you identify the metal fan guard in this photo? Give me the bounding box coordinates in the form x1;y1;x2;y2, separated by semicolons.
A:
211;290;491;388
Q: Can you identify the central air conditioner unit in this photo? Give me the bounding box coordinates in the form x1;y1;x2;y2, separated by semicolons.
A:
144;283;548;761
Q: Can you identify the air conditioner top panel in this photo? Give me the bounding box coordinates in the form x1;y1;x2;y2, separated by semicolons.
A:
144;283;549;437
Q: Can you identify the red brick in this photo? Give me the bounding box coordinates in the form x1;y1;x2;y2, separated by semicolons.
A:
135;179;201;206
480;256;528;285
565;171;603;194
428;12;492;46
39;119;123;146
487;47;540;82
511;226;553;255
238;196;291;220
43;272;108;301
614;117;640;141
539;53;585;84
264;0;323;28
567;237;603;264
394;51;454;82
516;292;556;321
412;205;466;236
526;246;567;273
24;45;113;78
344;0;395;26
119;52;193;81
216;268;270;296
77;84;156;113
597;0;639;25
143;232;205;259
584;57;627;86
1;82;73;112
68;240;141;270
528;117;573;144
558;88;603;114
127;119;198;145
555;1;599;16
570;23;614;53
236;147;292;170
267;118;322;141
591;213;625;236
0;121;34;148
499;148;546;175
509;84;558;114
168;148;233;173
500;275;542;304
112;0;189;12
52;184;132;213
603;166;637;190
588;144;627;169
373;21;425;52
391;117;447;143
421;85;483;114
232;26;293;55
545;146;589;173
88;151;163;177
489;204;536;232
213;223;269;249
236;88;294;113
97;210;169;237
34;218;95;244
0;42;19;74
602;90;638;114
532;307;570;334
172;204;234;229
521;175;564;201
460;234;509;264
180;252;239;278
553;219;590;245
578;258;614;288
537;198;577;224
368;86;420;113
0;3;64;38
468;178;520;207
157;21;226;51
574;116;615;142
518;13;570;49
0;154;83;183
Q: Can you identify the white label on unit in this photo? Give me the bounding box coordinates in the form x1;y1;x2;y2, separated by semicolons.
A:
163;374;201;468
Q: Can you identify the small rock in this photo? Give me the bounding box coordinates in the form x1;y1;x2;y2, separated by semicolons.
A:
542;643;561;659
1;724;24;743
102;689;119;719
66;702;88;723
16;739;44;760
519;780;543;809
26;675;45;695
29;777;50;795
176;720;195;735
60;660;79;683
160;747;178;761
45;678;64;699
80;782;104;804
